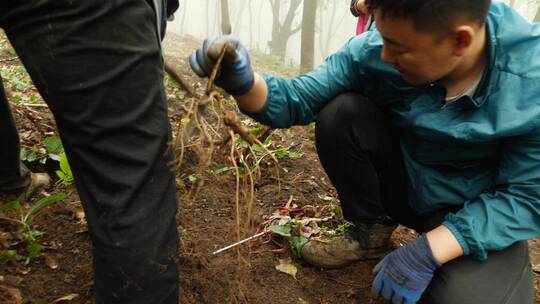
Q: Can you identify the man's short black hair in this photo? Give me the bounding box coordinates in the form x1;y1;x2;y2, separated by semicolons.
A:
365;0;491;33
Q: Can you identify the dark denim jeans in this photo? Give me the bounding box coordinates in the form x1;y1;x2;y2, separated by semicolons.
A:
0;1;179;303
315;93;534;303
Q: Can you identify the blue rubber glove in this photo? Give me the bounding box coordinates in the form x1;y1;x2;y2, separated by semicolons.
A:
371;234;440;304
189;36;255;96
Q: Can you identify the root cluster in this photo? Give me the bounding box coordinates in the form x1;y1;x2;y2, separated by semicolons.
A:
166;50;282;302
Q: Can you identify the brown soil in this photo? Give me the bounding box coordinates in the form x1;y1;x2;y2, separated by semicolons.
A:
1;33;539;304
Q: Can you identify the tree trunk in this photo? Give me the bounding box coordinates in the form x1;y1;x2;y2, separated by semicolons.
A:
269;0;303;60
300;0;317;74
535;6;540;23
221;0;232;34
206;0;210;36
269;0;281;54
257;3;264;50
248;0;253;48
233;0;248;35
319;1;337;60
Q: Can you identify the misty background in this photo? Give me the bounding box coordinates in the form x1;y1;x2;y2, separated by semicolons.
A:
166;0;540;74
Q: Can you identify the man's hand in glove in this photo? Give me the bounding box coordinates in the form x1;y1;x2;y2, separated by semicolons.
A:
189;36;254;96
371;234;441;304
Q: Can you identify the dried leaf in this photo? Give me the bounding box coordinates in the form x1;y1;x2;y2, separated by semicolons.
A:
53;293;79;303
44;254;59;269
4;275;23;286
0;286;22;304
74;209;85;221
308;236;332;244
275;259;298;279
300;223;320;238
0;232;9;249
278;217;291;226
267;225;291;237
318;195;334;202
533;264;540;274
12;265;30;275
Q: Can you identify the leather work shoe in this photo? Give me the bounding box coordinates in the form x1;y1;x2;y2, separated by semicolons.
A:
300;222;397;268
19;172;51;201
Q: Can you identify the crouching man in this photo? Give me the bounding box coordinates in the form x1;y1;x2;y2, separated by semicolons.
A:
190;1;539;303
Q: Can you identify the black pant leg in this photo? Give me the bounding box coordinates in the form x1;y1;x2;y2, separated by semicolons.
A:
0;76;29;191
1;1;178;303
422;241;534;304
315;93;423;228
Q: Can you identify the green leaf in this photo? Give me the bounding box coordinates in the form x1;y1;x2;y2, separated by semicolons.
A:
27;193;66;217
267;225;291;237
0;250;19;264
251;143;265;155
26;241;41;264
26;150;38;162
274;148;288;159
214;166;235;174
56;153;74;186
180;117;190;125
286;236;309;259
187;175;197;183
249;127;261;136
59;153;72;176
287;151;304;159
43;136;63;154
20;147;29;161
49;153;61;161
0;201;22;213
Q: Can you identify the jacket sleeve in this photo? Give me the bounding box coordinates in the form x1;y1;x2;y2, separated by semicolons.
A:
241;35;381;128
443;130;540;260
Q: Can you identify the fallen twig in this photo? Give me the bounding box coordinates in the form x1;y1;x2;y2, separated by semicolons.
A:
22;103;48;108
164;61;196;98
0;57;17;63
213;231;268;255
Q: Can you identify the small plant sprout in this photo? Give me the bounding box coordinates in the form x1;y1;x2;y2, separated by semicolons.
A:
56;152;74;187
0;193;67;264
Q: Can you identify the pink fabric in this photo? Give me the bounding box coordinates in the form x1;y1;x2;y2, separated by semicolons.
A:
356;14;371;35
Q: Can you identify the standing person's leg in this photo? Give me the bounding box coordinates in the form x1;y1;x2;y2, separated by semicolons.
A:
301;93;424;268
0;77;30;192
0;1;179;303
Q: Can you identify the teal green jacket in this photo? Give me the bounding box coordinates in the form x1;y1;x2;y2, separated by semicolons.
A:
246;2;540;260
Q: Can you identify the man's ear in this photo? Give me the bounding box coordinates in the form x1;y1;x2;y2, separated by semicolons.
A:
452;26;475;56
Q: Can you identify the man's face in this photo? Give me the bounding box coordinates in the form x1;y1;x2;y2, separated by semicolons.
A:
375;11;460;85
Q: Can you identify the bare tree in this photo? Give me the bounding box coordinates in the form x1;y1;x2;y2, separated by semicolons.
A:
220;0;232;34
268;0;303;60
300;0;318;74
179;0;188;35
248;0;254;48
205;0;211;36
317;0;346;61
233;0;248;35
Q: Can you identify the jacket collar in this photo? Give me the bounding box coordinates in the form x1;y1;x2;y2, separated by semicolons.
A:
467;14;498;108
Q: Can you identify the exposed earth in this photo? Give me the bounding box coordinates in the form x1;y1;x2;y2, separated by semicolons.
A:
1;32;539;304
